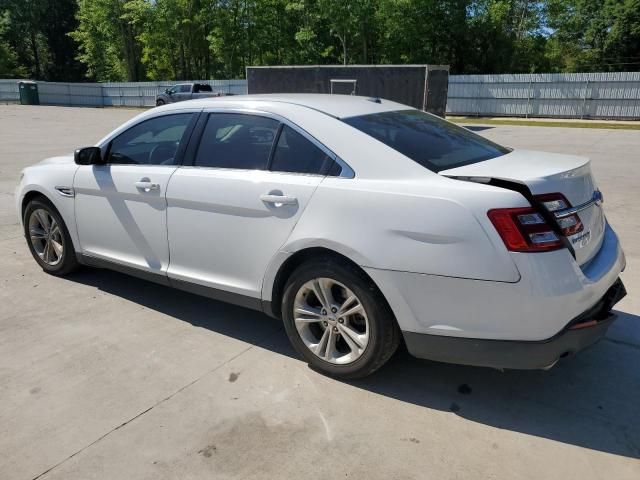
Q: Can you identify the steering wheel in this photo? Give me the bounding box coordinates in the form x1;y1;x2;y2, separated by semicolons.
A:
148;142;179;165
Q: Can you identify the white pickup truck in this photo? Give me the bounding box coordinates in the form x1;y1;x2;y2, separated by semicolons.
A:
155;83;225;106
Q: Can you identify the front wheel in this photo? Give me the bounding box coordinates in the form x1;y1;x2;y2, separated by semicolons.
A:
23;198;79;276
156;99;165;106
282;259;400;379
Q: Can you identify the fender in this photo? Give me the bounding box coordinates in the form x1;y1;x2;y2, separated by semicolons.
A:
19;184;81;251
260;238;369;304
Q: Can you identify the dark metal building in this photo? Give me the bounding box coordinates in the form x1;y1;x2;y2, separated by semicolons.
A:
246;65;450;117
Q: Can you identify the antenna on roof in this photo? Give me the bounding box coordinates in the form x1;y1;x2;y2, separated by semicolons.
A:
367;97;382;104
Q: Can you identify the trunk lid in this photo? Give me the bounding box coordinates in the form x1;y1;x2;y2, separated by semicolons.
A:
440;149;606;266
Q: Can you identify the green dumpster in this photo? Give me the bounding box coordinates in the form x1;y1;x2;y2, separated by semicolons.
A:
18;81;40;105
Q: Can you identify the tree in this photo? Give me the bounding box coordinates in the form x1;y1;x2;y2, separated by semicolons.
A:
0;0;84;80
466;0;550;73
0;10;26;77
315;0;376;64
71;0;145;81
3;0;640;81
0;0;49;79
43;0;85;81
546;0;640;72
135;0;210;80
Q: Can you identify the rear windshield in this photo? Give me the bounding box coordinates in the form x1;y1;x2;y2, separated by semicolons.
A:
343;109;510;172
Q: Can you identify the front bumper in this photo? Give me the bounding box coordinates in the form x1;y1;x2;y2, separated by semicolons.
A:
403;278;627;369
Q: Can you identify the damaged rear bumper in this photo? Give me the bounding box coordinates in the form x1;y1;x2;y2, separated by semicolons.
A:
403;278;627;370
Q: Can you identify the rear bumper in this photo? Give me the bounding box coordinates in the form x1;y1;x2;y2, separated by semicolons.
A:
365;222;625;341
403;278;627;369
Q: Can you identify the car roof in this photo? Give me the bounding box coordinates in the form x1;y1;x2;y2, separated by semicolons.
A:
162;93;413;119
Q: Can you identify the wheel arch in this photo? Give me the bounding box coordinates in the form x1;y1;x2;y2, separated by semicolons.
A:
21;189;52;219
20;186;81;253
264;246;390;320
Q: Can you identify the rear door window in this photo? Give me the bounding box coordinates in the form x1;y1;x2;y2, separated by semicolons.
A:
194;113;279;170
344;109;510;172
270;125;339;175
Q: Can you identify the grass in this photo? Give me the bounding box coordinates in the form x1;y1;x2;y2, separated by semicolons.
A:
448;117;640;130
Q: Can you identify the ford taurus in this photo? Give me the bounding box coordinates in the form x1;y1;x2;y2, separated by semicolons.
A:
16;94;626;378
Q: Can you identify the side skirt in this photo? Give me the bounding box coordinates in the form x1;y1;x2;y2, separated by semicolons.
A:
77;253;264;312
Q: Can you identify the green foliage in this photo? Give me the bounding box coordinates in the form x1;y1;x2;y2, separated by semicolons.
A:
0;0;50;79
0;10;26;77
0;0;639;81
136;0;214;80
546;0;640;72
0;0;84;80
70;0;146;81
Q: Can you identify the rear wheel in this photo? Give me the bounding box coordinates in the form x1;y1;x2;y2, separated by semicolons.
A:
23;198;79;276
282;258;400;378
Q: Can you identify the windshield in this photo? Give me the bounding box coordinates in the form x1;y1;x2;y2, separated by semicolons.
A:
343;109;510;172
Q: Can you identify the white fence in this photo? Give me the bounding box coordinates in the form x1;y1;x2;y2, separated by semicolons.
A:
446;72;640;119
0;79;248;106
2;73;640;119
0;79;20;102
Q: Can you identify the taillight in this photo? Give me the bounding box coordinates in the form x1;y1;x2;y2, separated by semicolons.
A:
488;192;585;252
488;207;563;252
535;193;583;236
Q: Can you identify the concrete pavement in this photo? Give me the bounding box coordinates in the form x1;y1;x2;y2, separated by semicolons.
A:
1;106;638;479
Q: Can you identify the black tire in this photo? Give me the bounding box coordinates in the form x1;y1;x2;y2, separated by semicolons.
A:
156;99;165;106
23;197;79;276
282;258;400;379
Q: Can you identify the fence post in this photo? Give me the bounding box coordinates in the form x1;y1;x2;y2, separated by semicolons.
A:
581;79;590;119
526;77;532;118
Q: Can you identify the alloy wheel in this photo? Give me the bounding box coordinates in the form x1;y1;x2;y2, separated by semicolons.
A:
293;277;370;364
28;208;63;266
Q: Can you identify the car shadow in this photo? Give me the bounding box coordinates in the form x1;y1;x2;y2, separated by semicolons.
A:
65;268;640;460
344;315;640;459
91;166;164;270
64;267;289;350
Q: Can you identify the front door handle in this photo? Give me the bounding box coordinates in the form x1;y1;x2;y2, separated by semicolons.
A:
260;194;297;206
135;178;160;192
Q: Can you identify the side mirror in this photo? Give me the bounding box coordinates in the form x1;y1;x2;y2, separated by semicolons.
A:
74;146;103;165
165;88;172;95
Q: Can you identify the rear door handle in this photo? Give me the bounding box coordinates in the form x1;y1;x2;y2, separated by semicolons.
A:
135;178;160;192
260;194;297;206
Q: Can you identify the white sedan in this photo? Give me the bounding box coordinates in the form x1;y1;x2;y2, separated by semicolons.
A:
16;94;626;378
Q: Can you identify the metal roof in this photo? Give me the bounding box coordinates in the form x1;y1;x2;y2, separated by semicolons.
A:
165;93;412;119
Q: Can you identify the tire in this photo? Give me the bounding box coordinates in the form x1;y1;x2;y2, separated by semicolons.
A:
23;197;79;276
282;258;400;379
156;99;165;106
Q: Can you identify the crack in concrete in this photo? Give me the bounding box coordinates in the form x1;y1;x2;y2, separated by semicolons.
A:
30;327;284;480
